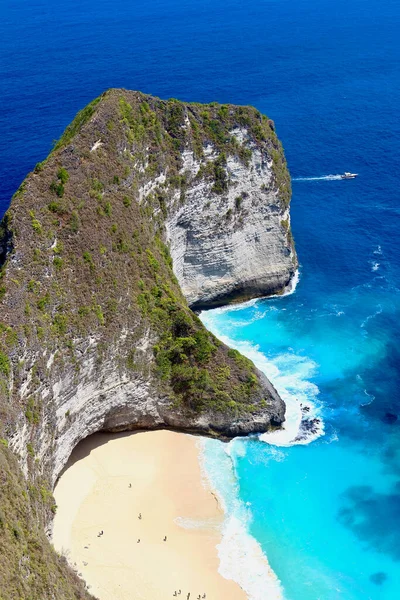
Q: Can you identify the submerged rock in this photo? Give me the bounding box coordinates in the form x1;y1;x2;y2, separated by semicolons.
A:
383;412;397;425
370;572;388;585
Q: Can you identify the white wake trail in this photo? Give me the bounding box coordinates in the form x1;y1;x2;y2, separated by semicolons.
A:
292;174;343;181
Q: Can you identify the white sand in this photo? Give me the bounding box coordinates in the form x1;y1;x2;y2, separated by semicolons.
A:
52;430;247;600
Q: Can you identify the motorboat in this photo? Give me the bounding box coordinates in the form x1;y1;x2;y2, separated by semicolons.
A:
341;172;358;179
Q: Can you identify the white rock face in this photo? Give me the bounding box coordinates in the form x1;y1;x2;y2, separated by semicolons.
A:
11;327;283;484
166;135;296;308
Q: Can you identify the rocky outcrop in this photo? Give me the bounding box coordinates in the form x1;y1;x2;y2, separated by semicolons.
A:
0;89;295;481
34;333;284;487
0;89;295;600
167;132;296;309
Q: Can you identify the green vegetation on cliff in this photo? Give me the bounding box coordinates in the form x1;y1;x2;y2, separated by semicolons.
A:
0;89;289;432
0;444;91;599
0;89;290;599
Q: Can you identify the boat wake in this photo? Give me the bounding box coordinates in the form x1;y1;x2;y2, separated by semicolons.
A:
292;174;343;181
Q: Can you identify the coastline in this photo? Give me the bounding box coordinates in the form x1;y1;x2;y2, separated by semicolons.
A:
52;430;247;600
200;438;284;600
197;268;300;316
50;271;302;600
200;268;324;448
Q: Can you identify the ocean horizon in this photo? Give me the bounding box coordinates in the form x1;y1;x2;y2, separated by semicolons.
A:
1;0;399;598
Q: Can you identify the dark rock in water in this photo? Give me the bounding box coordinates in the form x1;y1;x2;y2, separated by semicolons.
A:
370;572;388;585
382;413;398;425
294;417;321;441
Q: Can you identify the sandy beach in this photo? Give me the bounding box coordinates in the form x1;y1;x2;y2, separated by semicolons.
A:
52;430;247;600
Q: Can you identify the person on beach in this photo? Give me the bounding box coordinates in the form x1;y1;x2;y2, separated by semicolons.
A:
129;483;132;488
163;535;167;541
138;513;142;519
137;539;140;543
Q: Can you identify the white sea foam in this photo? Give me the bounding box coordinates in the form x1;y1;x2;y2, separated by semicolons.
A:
371;261;380;272
198;439;285;600
269;268;300;298
361;388;375;406
217;514;284;600
199;291;325;598
201;286;324;600
200;311;324;446
326;430;339;444
259;353;323;446
373;245;382;255
360;304;383;329
200;270;300;321
292;174;343;181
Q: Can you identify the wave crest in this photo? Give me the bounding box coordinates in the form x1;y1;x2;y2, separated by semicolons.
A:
200;312;325;446
200;439;285;600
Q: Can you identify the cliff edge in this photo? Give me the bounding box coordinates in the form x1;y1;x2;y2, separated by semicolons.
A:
0;89;296;599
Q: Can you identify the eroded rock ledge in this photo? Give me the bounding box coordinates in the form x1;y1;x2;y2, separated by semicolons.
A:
0;90;296;600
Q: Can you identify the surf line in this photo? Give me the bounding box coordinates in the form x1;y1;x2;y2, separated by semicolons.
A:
198;438;286;600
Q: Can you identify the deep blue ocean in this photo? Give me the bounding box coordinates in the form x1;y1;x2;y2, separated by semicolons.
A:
1;0;399;598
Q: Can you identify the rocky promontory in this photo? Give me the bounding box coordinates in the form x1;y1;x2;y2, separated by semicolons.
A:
0;89;296;599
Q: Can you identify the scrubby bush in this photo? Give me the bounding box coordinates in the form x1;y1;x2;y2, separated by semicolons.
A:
57;167;69;184
212;153;228;194
0;351;10;376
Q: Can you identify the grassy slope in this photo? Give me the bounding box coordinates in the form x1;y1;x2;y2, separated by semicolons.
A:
0;442;92;600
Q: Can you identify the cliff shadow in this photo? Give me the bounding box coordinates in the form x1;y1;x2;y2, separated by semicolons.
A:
57;430;144;481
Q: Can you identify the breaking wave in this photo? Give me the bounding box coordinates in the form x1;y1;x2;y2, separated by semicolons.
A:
200;312;324;446
199;438;285;600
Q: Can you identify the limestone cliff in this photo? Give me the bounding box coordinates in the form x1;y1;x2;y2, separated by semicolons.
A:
0;89;296;599
167;127;296;309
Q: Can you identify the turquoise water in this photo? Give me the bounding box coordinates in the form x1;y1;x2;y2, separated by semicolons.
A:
201;269;400;599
